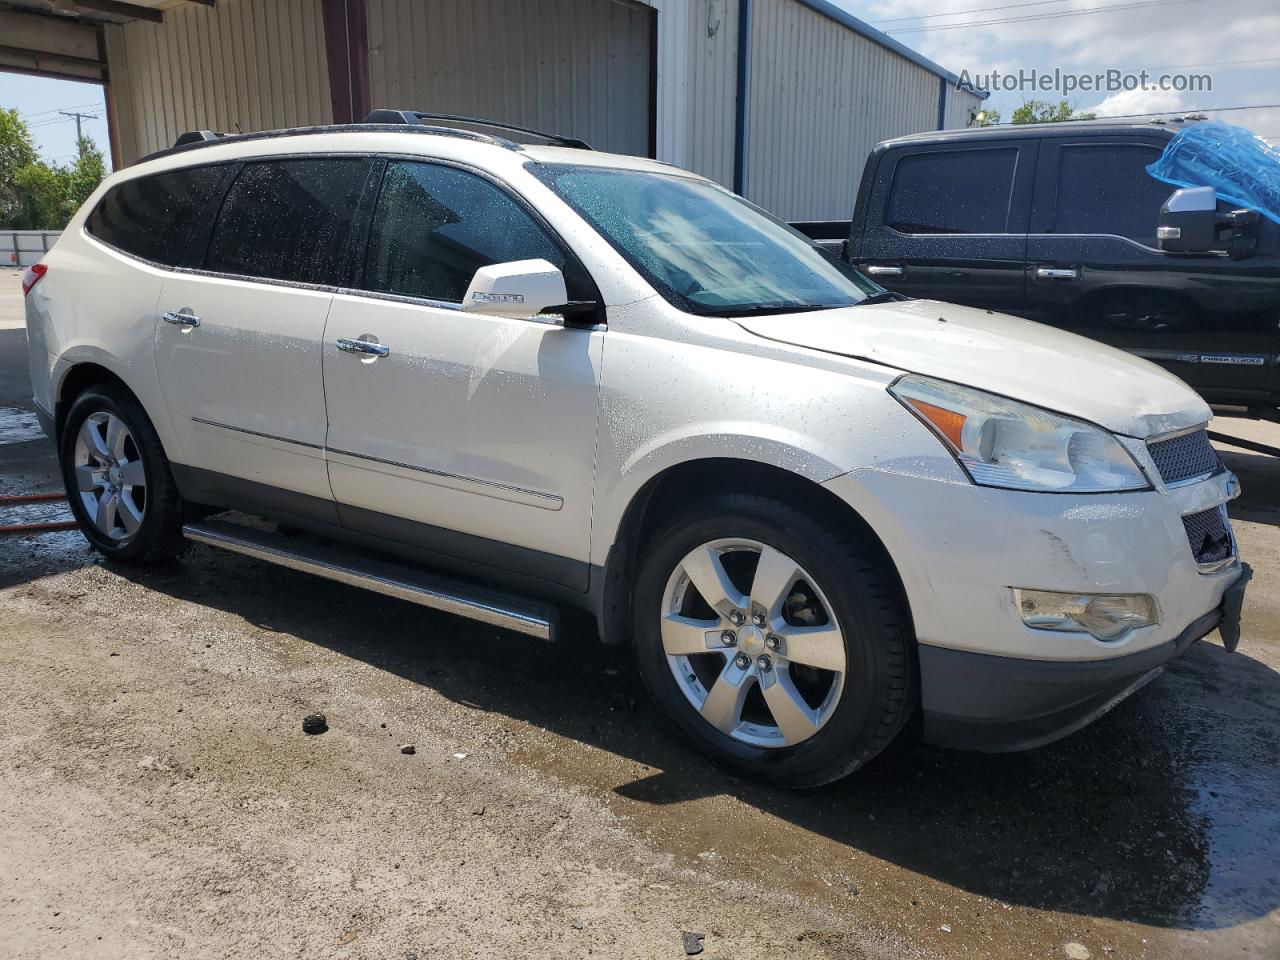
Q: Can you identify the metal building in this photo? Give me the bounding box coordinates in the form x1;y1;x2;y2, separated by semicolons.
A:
1;0;985;220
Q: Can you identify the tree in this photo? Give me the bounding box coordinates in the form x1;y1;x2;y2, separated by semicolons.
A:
0;108;107;230
66;136;107;212
0;107;40;226
10;163;67;230
1011;99;1096;125
972;108;1002;126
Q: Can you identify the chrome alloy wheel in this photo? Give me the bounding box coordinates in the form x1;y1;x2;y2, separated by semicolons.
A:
73;411;146;541
661;538;847;748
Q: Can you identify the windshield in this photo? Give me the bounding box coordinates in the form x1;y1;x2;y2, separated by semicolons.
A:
531;164;880;316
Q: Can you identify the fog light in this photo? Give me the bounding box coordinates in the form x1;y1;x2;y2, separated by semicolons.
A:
1014;589;1158;642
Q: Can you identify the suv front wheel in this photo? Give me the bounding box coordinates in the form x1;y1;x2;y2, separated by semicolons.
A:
632;493;917;788
59;384;186;563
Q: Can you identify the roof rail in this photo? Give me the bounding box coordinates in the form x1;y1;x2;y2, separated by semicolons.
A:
362;109;593;150
173;130;227;148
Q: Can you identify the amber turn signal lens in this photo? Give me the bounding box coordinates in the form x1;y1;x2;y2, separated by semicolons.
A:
904;397;967;449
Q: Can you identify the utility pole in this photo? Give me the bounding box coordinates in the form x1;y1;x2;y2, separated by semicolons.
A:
60;110;99;146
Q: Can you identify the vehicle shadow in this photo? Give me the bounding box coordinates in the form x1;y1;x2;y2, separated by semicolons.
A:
115;543;1280;933
1221;447;1280;528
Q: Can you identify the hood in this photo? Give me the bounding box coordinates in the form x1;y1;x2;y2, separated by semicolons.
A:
736;299;1211;438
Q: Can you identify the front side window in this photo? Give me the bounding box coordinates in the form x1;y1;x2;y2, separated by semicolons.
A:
532;164;877;316
1051;144;1169;243
885;148;1018;235
204;158;369;285
363;161;574;303
85;166;226;266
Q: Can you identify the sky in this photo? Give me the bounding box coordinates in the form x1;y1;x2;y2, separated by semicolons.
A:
1;0;1278;163
0;72;111;171
835;0;1280;139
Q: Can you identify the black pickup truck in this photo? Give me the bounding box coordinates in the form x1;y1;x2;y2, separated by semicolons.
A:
794;118;1280;420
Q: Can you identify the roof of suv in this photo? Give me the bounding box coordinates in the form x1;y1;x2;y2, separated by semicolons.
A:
135;120;687;178
878;116;1202;150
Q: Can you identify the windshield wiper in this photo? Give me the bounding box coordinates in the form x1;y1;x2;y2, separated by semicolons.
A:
707;302;850;318
856;291;908;305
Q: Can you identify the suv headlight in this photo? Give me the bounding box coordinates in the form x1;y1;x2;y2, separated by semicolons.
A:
889;374;1150;493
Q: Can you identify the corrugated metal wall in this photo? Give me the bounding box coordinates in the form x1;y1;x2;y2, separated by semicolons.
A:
366;0;654;158
744;0;945;221
944;86;984;130
681;0;738;186
100;0;973;213
104;0;332;166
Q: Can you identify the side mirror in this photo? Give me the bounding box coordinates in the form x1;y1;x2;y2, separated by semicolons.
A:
1158;186;1217;253
463;259;568;320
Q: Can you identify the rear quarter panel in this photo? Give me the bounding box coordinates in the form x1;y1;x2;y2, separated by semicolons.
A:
29;225;179;460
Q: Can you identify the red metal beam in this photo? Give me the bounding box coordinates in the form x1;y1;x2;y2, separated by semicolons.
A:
320;0;370;125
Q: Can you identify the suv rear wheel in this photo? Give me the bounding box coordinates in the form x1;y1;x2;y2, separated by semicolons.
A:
632;493;916;788
59;384;186;563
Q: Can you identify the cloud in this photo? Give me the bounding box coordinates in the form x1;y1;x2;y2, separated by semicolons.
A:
853;0;1280;80
1090;87;1189;117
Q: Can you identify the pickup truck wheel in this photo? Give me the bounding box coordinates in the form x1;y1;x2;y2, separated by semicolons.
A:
59;385;186;564
632;493;916;788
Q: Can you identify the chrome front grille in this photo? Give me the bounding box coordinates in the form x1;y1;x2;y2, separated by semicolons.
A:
1147;428;1221;486
1182;505;1234;567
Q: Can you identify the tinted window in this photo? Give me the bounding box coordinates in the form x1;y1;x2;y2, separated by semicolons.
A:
364;161;573;303
1052;144;1169;243
885;148;1018;234
205;159;368;285
85;166;225;265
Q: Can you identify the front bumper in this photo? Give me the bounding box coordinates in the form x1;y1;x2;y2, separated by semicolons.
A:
919;563;1250;751
822;456;1247;751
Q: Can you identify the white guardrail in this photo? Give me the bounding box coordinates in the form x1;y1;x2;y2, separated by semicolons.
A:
2;231;61;268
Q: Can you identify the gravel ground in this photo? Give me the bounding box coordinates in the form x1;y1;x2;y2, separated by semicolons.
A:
2;270;1278;959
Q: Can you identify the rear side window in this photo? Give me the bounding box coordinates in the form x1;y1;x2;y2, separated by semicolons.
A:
363;161;577;303
1051;144;1169;243
85;166;225;265
885;148;1019;234
204;158;369;285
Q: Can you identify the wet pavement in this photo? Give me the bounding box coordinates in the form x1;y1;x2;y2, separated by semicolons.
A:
2;270;1278;958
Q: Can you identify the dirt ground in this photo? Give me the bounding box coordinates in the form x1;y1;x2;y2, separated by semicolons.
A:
2;269;1278;960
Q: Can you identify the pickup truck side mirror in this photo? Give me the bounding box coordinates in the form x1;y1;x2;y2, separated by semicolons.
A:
463;259;569;321
1157;187;1217;253
1158;186;1261;260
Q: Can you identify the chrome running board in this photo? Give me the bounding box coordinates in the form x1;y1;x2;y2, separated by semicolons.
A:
183;518;557;640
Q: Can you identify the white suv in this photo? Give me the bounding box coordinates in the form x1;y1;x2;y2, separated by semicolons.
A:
23;113;1250;786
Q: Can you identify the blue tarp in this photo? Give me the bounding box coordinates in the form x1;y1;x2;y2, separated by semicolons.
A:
1146;121;1280;226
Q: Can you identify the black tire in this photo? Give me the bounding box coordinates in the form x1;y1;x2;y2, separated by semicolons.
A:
632;493;916;788
58;383;186;564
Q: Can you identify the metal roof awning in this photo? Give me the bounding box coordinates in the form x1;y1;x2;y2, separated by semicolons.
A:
0;1;216;82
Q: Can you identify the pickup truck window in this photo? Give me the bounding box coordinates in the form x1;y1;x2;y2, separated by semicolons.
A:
363;161;572;304
885;148;1018;235
1051;144;1168;243
533;164;876;316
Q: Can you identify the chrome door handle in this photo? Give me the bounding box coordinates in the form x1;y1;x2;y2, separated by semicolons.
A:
336;337;390;357
1036;267;1079;280
162;309;200;327
865;265;903;277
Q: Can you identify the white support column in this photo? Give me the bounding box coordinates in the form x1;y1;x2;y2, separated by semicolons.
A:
643;0;691;167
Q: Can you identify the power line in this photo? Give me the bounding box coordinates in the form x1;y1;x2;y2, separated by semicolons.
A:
876;0;1076;24
19;101;100;121
1143;57;1280;72
1082;102;1280;120
888;0;1205;34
